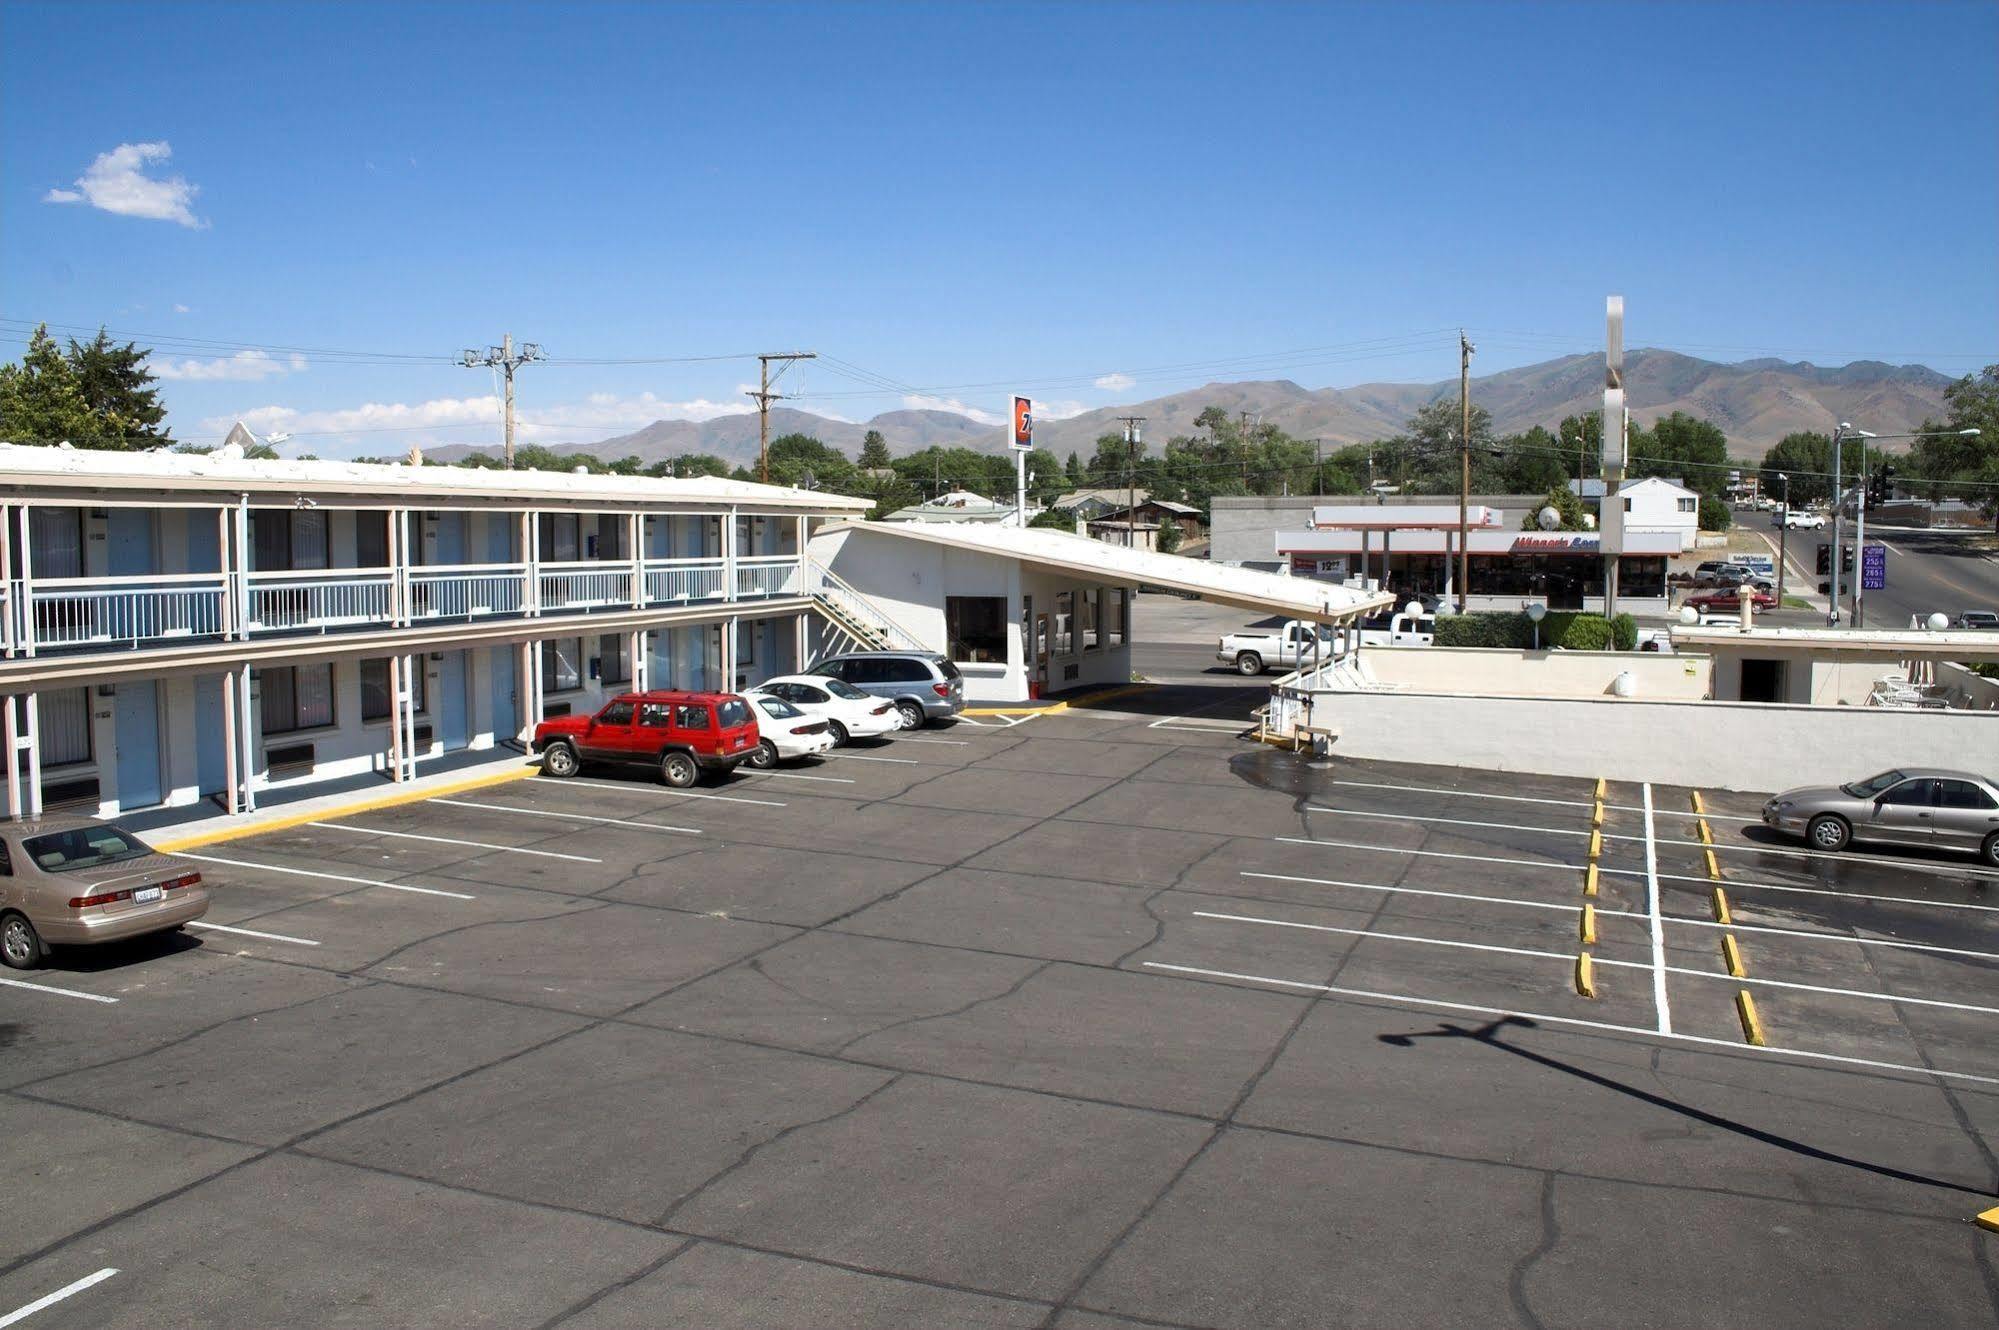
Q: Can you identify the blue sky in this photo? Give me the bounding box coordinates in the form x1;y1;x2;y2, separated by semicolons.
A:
4;0;1995;456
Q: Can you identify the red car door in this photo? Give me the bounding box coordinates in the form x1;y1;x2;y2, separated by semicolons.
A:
583;699;640;759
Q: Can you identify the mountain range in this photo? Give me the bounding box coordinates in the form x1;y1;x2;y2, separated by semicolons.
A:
427;350;1961;468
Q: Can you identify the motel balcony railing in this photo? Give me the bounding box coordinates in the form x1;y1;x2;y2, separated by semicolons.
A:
3;551;806;657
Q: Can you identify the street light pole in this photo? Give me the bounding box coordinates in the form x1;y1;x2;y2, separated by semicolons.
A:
1835;426;1977;629
1776;473;1789;604
1827;423;1848;626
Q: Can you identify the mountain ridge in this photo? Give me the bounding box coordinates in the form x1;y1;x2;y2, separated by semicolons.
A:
427;349;1960;467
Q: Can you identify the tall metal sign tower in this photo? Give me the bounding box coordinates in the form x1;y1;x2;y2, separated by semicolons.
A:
1600;297;1627;617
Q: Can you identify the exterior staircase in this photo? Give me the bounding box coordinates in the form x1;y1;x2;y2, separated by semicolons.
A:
806;559;930;657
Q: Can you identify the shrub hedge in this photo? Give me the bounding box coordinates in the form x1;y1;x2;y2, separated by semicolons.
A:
1432;610;1627;651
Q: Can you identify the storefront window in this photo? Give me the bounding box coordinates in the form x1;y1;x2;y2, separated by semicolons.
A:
1055;591;1074;656
1620;556;1667;600
947;596;1007;663
1083;589;1101;650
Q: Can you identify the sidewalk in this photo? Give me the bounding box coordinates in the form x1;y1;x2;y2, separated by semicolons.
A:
128;749;538;854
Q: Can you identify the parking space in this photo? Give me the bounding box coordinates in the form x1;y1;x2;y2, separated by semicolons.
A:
3;696;1996;1329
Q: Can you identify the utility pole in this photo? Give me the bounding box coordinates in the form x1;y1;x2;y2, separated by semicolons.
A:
746;352;816;484
1118;417;1146;550
461;334;545;469
1775;473;1790;605
1456;330;1474;612
1828;423;1848;626
1314;438;1323;497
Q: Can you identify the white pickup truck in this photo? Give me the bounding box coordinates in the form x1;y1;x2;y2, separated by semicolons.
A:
1217;612;1435;675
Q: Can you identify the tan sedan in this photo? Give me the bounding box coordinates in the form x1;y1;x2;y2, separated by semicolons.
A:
0;819;208;969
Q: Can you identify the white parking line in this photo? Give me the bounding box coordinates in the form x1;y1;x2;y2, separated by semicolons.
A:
895;737;970;745
1323;778;1758;822
187;921;320;946
1239;870;1592;916
1655;912;1999;962
1642;782;1672;1036
1593;957;1999;1017
1194;909;1575;963
1305;805;1603;841
1149;717;1246;732
175;853;477;900
0;1269;119;1328
433;797;702;833
532;776;787;808
1680;835;1999;879
742;770;856;784
308;821;601;863
1140;962;1999;1087
1271;835;1999;915
820;752;920;765
0;975;118;1005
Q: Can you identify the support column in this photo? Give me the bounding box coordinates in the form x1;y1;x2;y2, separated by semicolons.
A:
23;693;42;820
795;611;809;671
795;514;808;598
401;651;419;779
222;670;239;814
523;511;540;617
234;497;252;638
217;506;235;638
724;615;739;691
237;666;257;812
17;503;37;657
4;696;19;819
1;503;13;658
723;507;739;604
630;629;647;692
629;513;643;609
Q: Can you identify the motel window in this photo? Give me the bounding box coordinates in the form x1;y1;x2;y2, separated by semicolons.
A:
260;664;336;736
1082;588;1102;650
252;511;330;572
356;512;390;568
38;687;93;766
1677;497;1697;513
1108;590;1127;647
542;637;583;693
599;634;631;685
1055;591;1074;656
946;596;1007;663
360;658;426;721
538;513;581;563
26;508;83;578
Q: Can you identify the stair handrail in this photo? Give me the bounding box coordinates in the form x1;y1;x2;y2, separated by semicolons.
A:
805;558;929;652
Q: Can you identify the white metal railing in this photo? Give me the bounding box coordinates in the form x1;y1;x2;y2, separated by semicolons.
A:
246;567;393;633
736;554;801;599
806;558;927;651
645;556;727;602
539;560;636;611
409;562;527;620
23;573;230;649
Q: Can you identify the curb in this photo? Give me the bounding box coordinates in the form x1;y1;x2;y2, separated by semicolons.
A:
964;683;1156;716
150;763;539;854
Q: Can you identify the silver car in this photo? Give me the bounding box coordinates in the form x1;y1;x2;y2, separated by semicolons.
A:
1;819;209;969
1762;768;1999;865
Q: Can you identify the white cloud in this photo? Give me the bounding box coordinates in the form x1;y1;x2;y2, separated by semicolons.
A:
195;390;759;455
1037;399;1088;421
44;141;205;228
1093;372;1135;391
154;351;307;382
902;395;1003;426
173;303;191;314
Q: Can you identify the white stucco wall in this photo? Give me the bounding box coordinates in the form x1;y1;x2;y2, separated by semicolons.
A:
1359;646;1712;700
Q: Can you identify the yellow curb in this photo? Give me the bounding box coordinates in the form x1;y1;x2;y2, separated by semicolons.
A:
1579;903;1597;945
150;763;538;853
1582;863;1599;897
1575;952;1596;998
1736;989;1766;1046
1587;828;1602;861
1690;790;1706;815
1722;933;1748;978
1696;818;1714;846
1712;887;1732;925
1594;777;1607;801
1703;847;1722;880
1590;800;1604;829
963;683;1155;716
1977;1206;1999;1235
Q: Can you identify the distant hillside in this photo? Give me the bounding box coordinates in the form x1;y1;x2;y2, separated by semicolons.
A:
430;350;1960;467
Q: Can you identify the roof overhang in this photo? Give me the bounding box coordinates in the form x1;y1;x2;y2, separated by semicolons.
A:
1669;626;1999;660
817;521;1394;622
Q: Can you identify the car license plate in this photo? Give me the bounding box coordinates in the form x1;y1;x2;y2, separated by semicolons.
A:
133;886;163;903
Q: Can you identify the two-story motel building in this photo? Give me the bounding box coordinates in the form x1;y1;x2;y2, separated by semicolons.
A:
0;444;869;821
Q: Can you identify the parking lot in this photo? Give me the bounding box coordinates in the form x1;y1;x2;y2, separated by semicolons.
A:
3;685;1997;1328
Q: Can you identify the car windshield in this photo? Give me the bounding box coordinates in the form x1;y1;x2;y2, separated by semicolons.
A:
23;825;152;873
718;699;751;729
820;678;870;700
755;695;803;719
1841;769;1907;799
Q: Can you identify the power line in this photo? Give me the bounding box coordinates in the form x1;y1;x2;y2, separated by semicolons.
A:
459;335;544;469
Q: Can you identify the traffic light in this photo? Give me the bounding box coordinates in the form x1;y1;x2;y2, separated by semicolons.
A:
1869;464;1895;506
1815;545;1831;576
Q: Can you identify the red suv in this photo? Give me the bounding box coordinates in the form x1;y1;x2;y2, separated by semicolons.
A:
533;690;761;787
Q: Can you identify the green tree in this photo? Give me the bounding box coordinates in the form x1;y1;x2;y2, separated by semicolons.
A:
1519;485;1592;531
764;433;857;491
1697;495;1732;531
857;429;891;469
1758;431;1837;507
1907;365;1999;519
1064;451;1085;487
67;328;171;447
1028;508;1076;531
1637;412;1729;496
1156;516;1184;553
0;324;97;444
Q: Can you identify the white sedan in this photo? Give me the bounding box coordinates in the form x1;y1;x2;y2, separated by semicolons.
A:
742;693;837;768
750;675;901;744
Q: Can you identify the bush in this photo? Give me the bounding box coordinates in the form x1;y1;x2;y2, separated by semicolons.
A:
1698;495;1732;531
1432;610;1620;651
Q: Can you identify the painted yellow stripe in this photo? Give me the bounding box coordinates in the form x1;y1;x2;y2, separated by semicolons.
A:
1587;828;1603;861
1977;1206;1999;1234
1582;863;1599;897
1595;777;1607;801
1590;800;1604;828
963;683;1154;716
150;764;537;853
1722;933;1748;978
1703;847;1722;881
1712;887;1732;925
1579;903;1598;945
1697;818;1714;846
1690;790;1706;815
1575;951;1596;998
1736;989;1766;1046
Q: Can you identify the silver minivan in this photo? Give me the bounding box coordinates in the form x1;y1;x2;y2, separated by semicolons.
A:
809;651;964;729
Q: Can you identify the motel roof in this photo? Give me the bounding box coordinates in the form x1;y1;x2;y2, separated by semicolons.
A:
0;442;871;514
818;520;1394;622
